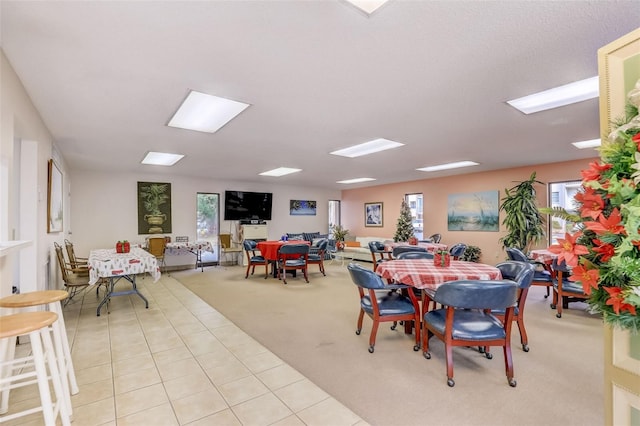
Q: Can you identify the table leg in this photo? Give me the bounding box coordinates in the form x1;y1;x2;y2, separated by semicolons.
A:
96;275;149;316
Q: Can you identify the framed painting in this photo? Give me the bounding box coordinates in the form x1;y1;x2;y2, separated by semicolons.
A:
47;159;63;233
137;182;172;234
290;200;317;216
364;202;383;227
447;190;499;231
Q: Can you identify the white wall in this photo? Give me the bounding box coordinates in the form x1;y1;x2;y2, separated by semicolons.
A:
1;49;63;297
68;169;341;258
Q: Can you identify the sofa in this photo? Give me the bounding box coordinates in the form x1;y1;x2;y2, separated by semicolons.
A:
341;236;394;263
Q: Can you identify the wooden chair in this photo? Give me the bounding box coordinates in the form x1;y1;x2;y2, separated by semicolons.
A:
63;239;88;272
347;263;420;353
54;242;90;305
422;279;518;387
506;247;553;298
307;238;328;276
276;243;310;284
392;245;428;259
448;243;467;260
146;236;167;273
493;261;536;352
368;241;392;270
219;233;242;265
550;259;589;318
243;240;269;279
428;233;442;243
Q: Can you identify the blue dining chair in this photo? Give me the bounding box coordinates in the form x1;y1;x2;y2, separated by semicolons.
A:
422;279;518;387
347;263;420;353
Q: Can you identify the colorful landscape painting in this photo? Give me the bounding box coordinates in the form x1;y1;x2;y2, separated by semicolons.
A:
290;200;317;216
447;190;499;231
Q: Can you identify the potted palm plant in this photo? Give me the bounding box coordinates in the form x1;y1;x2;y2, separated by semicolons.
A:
499;172;546;252
330;223;349;250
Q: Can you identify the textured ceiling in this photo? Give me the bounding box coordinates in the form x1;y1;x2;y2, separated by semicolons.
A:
2;1;639;190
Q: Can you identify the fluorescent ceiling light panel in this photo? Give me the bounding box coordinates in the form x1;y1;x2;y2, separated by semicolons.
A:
336;178;376;184
417;161;479;172
167;90;250;133
141;151;184;166
259;167;302;177
345;0;390;14
330;138;404;158
507;76;599;114
572;138;601;149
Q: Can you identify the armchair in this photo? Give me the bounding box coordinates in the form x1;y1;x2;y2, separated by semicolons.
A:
307;238;328;276
448;243;467;260
63;239;88;273
219;233;242;265
422;279;518;387
276;243;310;284
54;243;89;305
428;233;442;243
392;245;428;258
550;259;588;318
146;237;167;274
368;241;392;270
506;247;553;298
347;263;420;353
493;261;536;352
243;240;269;279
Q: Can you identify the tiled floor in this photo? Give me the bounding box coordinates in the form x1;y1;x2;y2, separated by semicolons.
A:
3;274;367;426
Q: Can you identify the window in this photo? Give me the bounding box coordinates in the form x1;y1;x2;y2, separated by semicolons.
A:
405;193;423;239
197;192;219;261
548;181;581;245
328;200;340;235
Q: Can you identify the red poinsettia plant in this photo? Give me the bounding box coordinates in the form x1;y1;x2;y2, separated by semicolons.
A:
547;79;640;332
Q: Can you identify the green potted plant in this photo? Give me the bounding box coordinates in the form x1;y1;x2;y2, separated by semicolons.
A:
499;172;546;252
330;223;349;250
461;245;482;263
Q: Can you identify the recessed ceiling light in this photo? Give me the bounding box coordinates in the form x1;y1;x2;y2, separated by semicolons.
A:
416;161;479;172
259;167;302;177
167;90;250;133
507;76;599;114
344;0;390;14
330;138;404;158
336;178;376;184
572;138;601;149
141;152;185;166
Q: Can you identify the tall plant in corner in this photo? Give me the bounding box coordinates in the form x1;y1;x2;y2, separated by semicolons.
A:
499;172;546;252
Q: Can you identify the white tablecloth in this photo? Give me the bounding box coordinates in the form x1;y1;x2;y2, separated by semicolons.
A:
88;247;160;284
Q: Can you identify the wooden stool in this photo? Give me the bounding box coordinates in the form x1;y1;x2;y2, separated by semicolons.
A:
0;290;77;417
0;311;71;426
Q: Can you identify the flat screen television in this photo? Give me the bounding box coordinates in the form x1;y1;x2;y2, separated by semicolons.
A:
224;190;273;221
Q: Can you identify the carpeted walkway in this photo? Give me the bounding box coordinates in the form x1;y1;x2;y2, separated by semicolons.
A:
173;262;603;426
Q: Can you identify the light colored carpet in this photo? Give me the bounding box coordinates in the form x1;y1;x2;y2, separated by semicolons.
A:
173;261;603;426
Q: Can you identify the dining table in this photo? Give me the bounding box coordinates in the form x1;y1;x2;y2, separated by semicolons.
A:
376;259;502;290
88;247;160;316
165;240;214;272
529;249;558;264
376;258;503;334
256;240;310;277
385;241;448;253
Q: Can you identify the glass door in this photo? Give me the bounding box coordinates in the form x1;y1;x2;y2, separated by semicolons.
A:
196;193;219;263
405;193;423;240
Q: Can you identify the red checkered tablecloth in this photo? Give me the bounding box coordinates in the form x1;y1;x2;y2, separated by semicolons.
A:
376;259;502;290
385;242;448;253
529;249;557;264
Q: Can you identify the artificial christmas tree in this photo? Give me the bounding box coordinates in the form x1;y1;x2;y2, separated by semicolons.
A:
394;199;415;242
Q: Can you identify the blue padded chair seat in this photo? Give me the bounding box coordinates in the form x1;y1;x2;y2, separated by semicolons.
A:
250;255;266;262
307;254;323;261
424;309;507;340
361;292;416;316
534;269;552;281
554;280;585;294
283;259;306;267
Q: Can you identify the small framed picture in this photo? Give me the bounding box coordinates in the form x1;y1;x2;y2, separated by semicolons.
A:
364;202;383;227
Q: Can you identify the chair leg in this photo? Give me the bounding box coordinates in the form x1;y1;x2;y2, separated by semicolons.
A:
303;267;309;283
516;316;529;352
264;263;269;279
356;309;365;335
245;263;251;278
502;344;516;387
445;343;455;387
368;319;380;353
